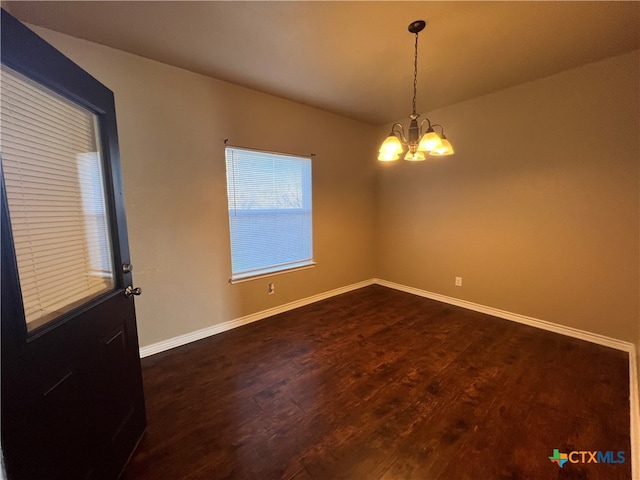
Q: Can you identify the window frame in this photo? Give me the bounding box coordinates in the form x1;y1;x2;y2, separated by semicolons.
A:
224;145;315;283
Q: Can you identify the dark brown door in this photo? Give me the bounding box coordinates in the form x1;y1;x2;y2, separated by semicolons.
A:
1;10;146;479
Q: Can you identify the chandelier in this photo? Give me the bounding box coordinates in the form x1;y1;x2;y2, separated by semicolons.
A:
378;20;454;162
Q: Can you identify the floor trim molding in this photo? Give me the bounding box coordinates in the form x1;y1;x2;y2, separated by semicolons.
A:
138;278;375;358
374;278;634;352
373;278;639;479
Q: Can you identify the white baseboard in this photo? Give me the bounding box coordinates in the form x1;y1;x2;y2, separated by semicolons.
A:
373;278;639;478
374;278;635;352
138;278;375;358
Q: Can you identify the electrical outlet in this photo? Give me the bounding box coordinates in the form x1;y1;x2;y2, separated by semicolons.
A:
268;283;275;295
455;277;463;287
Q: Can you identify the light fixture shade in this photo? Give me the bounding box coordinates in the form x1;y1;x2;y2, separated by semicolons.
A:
378;151;400;162
379;135;403;156
418;129;442;152
418;130;443;152
430;138;454;156
404;151;426;161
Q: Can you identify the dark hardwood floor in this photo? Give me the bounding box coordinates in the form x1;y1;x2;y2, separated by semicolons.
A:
121;285;631;480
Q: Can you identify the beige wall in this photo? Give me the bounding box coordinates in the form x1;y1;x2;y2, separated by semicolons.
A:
24;25;640;354
30;26;378;347
377;51;640;345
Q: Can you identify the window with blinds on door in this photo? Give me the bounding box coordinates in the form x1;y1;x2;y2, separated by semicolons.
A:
0;65;115;332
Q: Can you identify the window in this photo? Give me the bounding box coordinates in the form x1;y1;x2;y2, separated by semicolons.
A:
0;65;115;330
225;146;313;282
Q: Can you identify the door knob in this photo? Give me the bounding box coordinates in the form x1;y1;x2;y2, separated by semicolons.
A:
124;286;142;297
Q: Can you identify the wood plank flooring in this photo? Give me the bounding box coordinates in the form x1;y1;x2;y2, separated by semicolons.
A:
121;285;631;480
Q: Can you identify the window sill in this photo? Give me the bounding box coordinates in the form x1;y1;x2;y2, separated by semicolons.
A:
229;261;316;284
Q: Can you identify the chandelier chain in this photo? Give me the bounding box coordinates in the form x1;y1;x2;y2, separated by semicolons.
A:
412;32;418;115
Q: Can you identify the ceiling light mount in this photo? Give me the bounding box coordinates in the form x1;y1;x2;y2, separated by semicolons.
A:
407;20;426;34
378;20;454;162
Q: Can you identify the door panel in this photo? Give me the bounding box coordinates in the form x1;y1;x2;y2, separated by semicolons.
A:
1;9;146;480
97;324;136;441
38;367;95;479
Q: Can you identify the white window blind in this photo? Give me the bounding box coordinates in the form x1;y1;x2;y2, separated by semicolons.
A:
0;66;115;331
225;146;313;281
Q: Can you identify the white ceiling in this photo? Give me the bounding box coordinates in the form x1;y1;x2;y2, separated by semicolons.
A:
4;1;639;126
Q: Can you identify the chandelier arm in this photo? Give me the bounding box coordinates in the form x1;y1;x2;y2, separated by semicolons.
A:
391;123;408;144
418;118;433;133
429;123;445;136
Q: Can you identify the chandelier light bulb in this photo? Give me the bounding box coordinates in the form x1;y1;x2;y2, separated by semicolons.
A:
378;152;401;162
404;151;426;161
430;137;454;156
418;130;443;152
379;135;404;155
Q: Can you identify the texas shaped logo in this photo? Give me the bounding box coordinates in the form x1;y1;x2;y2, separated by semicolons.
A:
549;449;568;468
